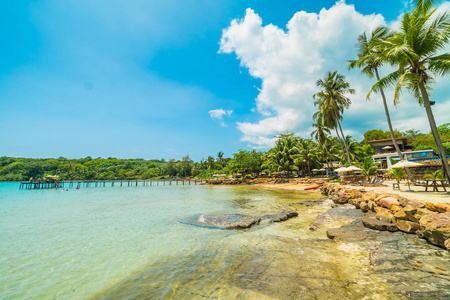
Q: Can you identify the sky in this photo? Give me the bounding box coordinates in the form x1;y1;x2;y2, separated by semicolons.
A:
1;0;450;161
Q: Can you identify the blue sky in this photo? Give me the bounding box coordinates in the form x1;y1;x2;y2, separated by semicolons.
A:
1;0;449;161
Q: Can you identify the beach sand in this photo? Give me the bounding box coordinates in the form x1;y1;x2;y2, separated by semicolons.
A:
254;180;450;205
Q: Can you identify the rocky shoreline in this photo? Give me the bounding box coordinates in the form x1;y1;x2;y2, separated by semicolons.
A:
320;182;450;250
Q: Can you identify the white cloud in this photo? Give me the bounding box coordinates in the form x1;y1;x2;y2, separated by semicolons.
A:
220;1;450;147
209;109;233;127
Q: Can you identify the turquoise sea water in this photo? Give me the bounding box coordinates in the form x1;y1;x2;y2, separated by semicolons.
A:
0;182;323;299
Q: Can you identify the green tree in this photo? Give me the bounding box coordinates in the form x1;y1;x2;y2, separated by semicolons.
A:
369;0;450;183
313;71;355;164
360;157;379;180
268;133;299;176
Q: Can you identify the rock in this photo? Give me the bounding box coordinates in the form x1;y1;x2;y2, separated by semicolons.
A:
336;189;362;204
411;208;438;223
403;206;418;223
398;198;425;208
362;192;378;202
360;202;370;212
445;238;450;250
261;211;298;223
368;201;376;212
425;202;438;212
435;203;450;213
309;205;363;231
376;208;394;223
420;212;450;248
379;197;399;209
394;207;409;220
362;215;398;231
390;205;402;213
349;197;364;209
187;214;261;229
374;193;393;205
396;220;420;233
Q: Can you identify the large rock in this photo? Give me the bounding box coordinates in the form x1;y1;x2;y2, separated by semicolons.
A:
362;215;398;231
435;203;450;213
396;219;420;233
379;197;399;209
362;192;378;202
185;211;299;230
420;212;450;248
398;198;425;208
445;238;450;250
309;204;363;231
261;211;298;223
376;208;394;223
188;214;261;229
336;189;362;204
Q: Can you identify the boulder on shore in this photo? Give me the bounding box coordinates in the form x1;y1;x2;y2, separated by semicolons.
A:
362;214;398;232
419;212;450;248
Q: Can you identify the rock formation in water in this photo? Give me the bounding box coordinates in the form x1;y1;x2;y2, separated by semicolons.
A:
184;211;298;229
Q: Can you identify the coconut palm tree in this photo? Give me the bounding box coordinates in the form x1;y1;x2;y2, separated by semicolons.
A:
311;114;333;171
368;0;450;183
217;151;224;169
296;138;320;176
268;133;299;176
360;157;379;180
348;27;415;182
313;71;355;164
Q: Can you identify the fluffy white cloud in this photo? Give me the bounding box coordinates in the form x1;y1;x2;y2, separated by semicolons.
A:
220;1;450;148
209;109;233;127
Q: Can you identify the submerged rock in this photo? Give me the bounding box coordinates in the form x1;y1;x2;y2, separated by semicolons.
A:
309;204;363;231
184;211;298;229
187;214;261;229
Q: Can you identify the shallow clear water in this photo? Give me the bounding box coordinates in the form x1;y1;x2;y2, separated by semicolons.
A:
0;182;322;299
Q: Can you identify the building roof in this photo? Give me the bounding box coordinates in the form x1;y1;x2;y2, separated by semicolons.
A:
367;137;407;144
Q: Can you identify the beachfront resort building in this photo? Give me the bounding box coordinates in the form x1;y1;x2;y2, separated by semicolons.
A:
368;137;437;169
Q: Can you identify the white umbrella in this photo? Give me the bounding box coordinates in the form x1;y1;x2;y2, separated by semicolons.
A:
382;146;394;150
334;167;349;172
346;165;362;171
389;160;424;191
388;160;424;169
312;169;320;172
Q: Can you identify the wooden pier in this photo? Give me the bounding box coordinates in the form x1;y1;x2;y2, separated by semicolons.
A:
19;179;203;189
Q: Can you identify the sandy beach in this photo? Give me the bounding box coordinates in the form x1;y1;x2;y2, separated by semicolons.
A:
255;179;450;205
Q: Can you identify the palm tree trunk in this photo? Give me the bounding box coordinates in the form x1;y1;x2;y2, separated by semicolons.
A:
334;127;348;164
375;68;415;182
418;81;450;184
337;119;352;164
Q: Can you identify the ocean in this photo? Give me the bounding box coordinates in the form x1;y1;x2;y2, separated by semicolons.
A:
0;182;323;299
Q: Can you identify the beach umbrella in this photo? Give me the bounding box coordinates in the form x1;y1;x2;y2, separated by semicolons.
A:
346;165;362;171
318;169;326;171
389;160;424;191
312;169;320;172
382;146;394;150
334;167;349;172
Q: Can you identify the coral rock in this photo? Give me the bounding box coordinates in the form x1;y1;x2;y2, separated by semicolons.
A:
379;197;400;209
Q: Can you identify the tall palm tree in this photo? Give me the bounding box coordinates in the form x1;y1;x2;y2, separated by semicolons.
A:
348;27;415;182
311;114;333;171
313;71;355;164
217;151;224;169
368;0;450;183
313;110;347;163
